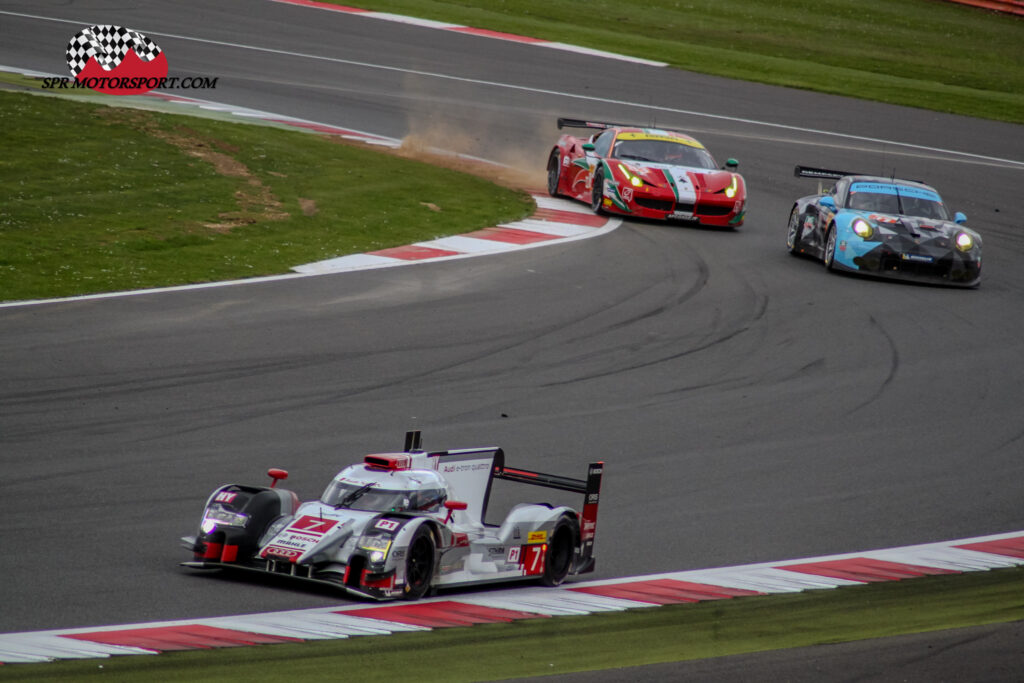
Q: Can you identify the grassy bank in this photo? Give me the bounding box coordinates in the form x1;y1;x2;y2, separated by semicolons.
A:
3;566;1022;681
321;0;1024;124
0;90;532;301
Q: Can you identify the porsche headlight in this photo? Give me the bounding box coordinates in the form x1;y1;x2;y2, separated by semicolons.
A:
202;505;248;533
851;218;874;239
359;532;392;563
955;232;974;252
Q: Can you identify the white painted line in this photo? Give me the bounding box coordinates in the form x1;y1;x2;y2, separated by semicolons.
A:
462;589;654;612
416;235;523;253
498;219;594;238
533;196;599;213
292;253;403;274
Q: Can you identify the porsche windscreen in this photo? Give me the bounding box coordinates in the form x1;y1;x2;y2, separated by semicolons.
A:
611;139;717;169
847;182;949;220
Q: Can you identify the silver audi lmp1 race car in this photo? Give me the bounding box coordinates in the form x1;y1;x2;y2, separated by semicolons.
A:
181;431;604;601
786;166;982;287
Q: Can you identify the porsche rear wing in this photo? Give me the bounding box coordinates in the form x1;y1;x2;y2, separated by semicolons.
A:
794;165;861;181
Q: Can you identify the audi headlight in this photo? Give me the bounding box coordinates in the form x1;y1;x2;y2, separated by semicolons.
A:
201;505;248;533
851;218;874;239
955;232;974;252
258;515;292;545
359;532;392;563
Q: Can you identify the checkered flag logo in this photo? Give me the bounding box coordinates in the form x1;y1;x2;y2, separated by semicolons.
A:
66;25;162;77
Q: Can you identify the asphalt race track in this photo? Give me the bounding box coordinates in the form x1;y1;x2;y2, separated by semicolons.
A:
1;0;1023;652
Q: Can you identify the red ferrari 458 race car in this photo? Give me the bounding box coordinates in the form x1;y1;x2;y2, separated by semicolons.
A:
547;118;746;227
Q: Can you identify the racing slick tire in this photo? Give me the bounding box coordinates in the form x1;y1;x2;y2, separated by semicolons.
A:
823;223;839;271
786;207;803;255
402;525;436;600
546;149;562;197
540;517;578;587
590;167;607;215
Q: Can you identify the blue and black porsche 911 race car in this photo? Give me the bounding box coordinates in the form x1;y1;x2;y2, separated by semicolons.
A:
786;166;982;287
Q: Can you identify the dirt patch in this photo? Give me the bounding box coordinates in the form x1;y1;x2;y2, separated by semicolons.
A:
94;107;289;231
298;198;318;216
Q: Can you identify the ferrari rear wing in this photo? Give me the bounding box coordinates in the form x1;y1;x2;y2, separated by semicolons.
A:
558;117;637;131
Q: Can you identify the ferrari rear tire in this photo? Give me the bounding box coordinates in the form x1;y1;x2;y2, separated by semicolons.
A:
786;207;803;255
546;149;562;197
403;526;435;600
824;224;839;270
540;517;577;587
590;167;606;215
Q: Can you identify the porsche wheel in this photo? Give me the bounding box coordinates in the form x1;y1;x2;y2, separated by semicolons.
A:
590;167;606;215
540;518;577;587
403;526;435;600
786;207;803;255
546;149;562;197
824;224;839;270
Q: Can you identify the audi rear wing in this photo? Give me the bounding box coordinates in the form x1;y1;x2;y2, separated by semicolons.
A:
403;430;604;572
494;460;604;574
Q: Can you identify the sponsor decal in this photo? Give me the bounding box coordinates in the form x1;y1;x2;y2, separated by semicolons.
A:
487;546;506;556
375;518;400;532
616;131;704;148
452;533;470;548
214;491;238;503
440;461;490;473
262;546;302;560
527;530;547;544
669;211;699;222
850;183;942;203
901;253;935;263
869;214;900;224
42;25;218;95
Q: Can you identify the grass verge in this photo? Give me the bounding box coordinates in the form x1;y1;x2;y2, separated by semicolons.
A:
0;89;533;302
2;566;1023;681
317;0;1024;125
